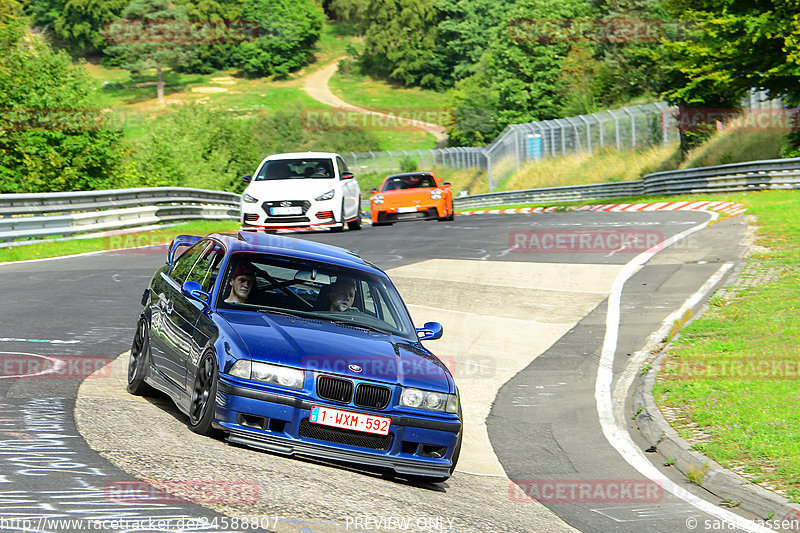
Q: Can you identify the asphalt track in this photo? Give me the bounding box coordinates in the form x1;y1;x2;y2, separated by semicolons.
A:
0;211;767;533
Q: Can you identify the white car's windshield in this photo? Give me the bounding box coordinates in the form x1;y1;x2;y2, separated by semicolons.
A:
255;159;334;181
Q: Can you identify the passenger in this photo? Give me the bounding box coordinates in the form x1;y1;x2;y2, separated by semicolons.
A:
225;262;256;304
328;277;357;312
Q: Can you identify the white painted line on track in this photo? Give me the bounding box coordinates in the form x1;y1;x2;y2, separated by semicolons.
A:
595;211;772;532
0;337;80;344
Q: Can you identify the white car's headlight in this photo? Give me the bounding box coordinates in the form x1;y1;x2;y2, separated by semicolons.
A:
315;189;335;201
400;387;459;413
372;194;384;205
228;361;304;390
430;189;442;200
242;193;259;203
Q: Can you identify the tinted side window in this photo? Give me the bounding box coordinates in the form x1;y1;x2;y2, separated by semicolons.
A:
336;157;349;178
186;242;225;292
170;241;206;284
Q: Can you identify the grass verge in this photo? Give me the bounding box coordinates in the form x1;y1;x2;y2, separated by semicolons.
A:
648;190;800;501
0;220;239;263
453;188;800;499
328;68;449;125
504;143;680;191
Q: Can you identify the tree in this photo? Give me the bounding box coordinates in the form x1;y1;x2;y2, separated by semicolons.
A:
105;0;193;102
445;0;596;145
328;0;368;26
359;0;440;87
433;0;512;87
658;0;800;152
558;44;603;116
0;10;131;193
131;105;259;190
52;0;131;52
172;0;246;74
234;0;324;78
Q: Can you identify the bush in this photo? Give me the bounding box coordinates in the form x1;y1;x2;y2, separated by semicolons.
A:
235;0;323;78
130;105;259;191
0;15;130;193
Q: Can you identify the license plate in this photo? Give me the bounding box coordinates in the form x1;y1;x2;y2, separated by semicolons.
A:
270;206;302;215
397;206;418;213
309;405;391;436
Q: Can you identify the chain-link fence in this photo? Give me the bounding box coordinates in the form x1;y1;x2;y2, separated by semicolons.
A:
342;89;783;191
342;102;675;190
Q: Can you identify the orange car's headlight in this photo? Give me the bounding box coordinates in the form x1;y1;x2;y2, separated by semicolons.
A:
430;189;442;200
372;194;385;205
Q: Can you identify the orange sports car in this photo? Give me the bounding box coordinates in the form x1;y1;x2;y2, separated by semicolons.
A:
368;172;455;226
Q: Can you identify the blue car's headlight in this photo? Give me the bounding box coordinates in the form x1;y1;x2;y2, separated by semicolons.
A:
229;361;304;390
315;189;335;201
400;387;459;413
242;193;259;203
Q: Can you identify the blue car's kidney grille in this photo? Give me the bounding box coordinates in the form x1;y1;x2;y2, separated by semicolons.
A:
317;375;354;403
299;419;394;451
354;383;392;410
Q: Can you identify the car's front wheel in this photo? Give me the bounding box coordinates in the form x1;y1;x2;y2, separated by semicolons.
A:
347;196;362;230
331;199;346;233
188;351;218;435
127;319;153;396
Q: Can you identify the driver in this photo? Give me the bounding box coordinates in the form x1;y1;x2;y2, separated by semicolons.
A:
328;277;357;312
225;262;256;304
311;164;329;177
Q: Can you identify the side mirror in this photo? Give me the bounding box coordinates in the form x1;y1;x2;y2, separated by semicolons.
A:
182;280;210;305
242;175;252;183
368;187;378;194
341;171;355;180
416;321;443;341
442;182;451;187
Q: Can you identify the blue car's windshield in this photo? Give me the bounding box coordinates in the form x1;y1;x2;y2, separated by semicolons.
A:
218;252;416;338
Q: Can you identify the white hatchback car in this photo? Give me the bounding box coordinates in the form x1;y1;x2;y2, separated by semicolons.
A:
240;152;362;232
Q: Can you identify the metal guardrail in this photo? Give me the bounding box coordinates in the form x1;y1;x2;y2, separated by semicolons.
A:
454;181;644;209
2;156;798;247
454;157;800;209
0;187;240;246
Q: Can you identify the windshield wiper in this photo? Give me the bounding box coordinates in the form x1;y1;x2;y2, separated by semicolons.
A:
257;308;308;318
328;319;392;335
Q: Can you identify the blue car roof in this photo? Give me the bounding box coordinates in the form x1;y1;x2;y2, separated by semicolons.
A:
212;231;385;276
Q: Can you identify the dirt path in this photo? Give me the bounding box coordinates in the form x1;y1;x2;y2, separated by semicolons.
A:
303;60;448;144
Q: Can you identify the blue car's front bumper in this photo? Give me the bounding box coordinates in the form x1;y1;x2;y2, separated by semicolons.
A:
215;376;461;479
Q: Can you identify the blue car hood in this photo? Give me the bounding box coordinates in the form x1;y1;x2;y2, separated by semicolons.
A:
219;310;451;392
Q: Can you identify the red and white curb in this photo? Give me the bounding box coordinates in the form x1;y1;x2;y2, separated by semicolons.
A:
459;201;747;217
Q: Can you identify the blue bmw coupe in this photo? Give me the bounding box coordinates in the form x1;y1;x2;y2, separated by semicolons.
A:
128;231;461;482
